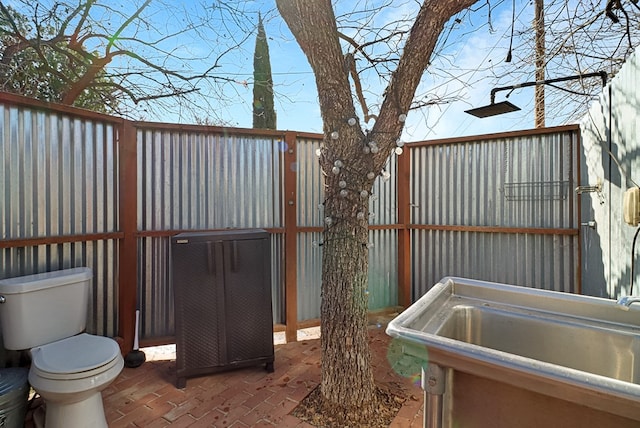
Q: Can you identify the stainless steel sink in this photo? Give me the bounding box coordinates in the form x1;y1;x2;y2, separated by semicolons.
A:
386;277;640;422
437;304;640;383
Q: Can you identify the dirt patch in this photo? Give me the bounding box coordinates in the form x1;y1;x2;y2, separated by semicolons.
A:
291;382;408;427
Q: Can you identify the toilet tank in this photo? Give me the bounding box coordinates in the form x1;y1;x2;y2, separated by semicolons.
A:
0;267;91;350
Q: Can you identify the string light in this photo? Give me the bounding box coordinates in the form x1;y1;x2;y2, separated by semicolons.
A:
368;141;379;154
318;116;405;249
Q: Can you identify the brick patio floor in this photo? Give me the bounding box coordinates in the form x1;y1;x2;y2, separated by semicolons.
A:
102;323;423;427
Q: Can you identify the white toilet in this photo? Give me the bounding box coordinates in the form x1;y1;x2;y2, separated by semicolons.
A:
0;267;124;428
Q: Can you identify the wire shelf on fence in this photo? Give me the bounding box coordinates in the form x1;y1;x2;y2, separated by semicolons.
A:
502;180;571;201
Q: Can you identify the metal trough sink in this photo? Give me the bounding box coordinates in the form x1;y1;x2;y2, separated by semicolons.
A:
437;304;640;383
386;277;640;426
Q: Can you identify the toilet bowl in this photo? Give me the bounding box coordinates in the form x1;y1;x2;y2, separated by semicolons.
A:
0;268;124;428
28;334;124;428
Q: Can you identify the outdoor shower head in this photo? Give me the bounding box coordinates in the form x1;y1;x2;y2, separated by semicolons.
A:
464;100;521;118
465;71;607;119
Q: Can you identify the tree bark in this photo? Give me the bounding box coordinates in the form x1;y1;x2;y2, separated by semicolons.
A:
534;0;545;128
276;0;478;420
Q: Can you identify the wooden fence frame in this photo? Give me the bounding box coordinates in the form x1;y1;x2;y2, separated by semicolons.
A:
0;92;581;354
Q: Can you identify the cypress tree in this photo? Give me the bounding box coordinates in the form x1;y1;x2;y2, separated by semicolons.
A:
252;13;276;129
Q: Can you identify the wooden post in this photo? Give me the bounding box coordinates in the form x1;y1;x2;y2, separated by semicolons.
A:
284;131;298;342
118;120;138;353
397;145;412;307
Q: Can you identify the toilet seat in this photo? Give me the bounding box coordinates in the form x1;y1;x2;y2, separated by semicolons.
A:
31;333;121;380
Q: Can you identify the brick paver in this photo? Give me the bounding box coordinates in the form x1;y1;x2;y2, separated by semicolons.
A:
102;324;423;427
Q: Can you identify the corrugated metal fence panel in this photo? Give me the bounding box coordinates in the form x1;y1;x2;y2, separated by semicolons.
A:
0;104;119;337
137;129;284;230
295;137;323;321
368;228;398;309
136;128;286;338
269;233;286;324
412;230;577;298
296;137;324;227
410;130;578;298
138;236;172;338
297;232;322;321
370;154;398;226
411;133;577;228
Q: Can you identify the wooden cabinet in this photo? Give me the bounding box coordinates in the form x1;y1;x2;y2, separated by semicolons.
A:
171;229;274;388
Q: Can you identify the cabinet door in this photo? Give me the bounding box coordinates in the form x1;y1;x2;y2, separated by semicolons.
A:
173;240;225;370
222;237;274;363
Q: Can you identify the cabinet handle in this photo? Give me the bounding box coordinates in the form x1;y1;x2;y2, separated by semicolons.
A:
230;240;238;272
207;242;216;275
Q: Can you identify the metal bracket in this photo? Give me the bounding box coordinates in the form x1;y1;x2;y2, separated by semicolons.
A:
422;363;445;395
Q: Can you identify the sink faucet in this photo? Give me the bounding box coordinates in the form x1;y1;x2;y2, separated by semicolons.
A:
616;296;640;309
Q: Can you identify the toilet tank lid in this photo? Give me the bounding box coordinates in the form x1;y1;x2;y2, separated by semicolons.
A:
0;267;92;294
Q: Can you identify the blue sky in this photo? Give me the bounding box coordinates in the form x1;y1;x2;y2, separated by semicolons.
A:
164;2;544;141
199;1;541;140
195;0;590;141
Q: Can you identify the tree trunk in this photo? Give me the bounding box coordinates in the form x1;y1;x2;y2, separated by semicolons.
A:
276;0;478;421
321;167;376;414
534;0;545;128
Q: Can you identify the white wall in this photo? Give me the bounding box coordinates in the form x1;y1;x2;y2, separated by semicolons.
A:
580;49;640;298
